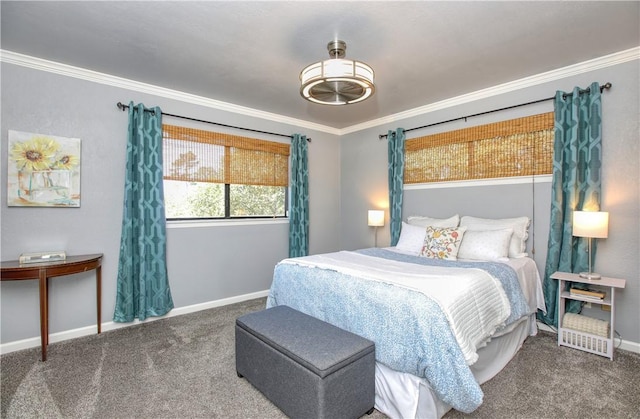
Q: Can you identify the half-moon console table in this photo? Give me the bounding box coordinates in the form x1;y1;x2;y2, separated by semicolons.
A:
1;253;103;361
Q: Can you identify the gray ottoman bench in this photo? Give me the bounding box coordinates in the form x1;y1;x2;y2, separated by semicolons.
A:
235;305;375;419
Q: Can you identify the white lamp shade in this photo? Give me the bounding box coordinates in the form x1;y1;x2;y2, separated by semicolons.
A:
368;210;385;227
573;211;609;238
300;40;375;105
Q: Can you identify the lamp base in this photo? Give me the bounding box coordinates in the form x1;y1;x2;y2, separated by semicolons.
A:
579;272;602;280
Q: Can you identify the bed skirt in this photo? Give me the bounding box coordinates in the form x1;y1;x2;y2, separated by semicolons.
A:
374;314;534;419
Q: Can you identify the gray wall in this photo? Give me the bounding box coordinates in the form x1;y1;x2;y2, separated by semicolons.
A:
0;63;342;344
403;182;552;275
340;60;640;345
2;56;638;349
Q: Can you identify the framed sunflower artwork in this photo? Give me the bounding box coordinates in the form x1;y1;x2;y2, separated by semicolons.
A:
7;130;81;207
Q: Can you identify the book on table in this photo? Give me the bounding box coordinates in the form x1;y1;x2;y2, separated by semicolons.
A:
569;287;606;300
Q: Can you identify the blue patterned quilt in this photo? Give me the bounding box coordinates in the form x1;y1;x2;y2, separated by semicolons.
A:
266;248;530;413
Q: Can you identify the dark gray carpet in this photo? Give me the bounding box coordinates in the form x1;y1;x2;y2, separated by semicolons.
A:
1;297;639;419
444;328;640;419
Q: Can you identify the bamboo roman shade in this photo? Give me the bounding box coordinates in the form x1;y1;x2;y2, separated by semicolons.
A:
404;112;554;184
163;125;290;187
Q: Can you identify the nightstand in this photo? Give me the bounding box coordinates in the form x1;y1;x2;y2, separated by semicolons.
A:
552;271;626;360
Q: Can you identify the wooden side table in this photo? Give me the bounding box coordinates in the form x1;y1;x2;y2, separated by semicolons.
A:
1;253;103;361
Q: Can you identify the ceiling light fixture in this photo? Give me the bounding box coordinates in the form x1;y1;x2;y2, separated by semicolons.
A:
300;40;375;105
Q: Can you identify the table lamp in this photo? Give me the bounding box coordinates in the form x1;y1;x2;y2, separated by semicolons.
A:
573;210;609;280
368;210;385;247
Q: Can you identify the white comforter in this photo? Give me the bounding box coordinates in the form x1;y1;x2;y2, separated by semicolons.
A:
281;251;511;365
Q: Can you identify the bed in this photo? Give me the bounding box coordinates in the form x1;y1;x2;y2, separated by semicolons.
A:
266;216;546;418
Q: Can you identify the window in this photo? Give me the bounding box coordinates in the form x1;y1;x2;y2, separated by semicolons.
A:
162;124;290;220
404;112;554;184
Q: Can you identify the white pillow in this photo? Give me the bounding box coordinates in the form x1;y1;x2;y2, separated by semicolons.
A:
459;216;530;258
407;214;460;228
395;222;427;255
457;229;513;261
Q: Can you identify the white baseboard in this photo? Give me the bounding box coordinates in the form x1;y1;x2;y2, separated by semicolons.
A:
0;290;269;356
3;303;638;357
537;321;640;355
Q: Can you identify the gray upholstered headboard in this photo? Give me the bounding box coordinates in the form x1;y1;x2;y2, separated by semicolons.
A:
402;180;551;275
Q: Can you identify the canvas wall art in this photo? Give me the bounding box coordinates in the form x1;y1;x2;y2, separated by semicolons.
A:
7;130;81;207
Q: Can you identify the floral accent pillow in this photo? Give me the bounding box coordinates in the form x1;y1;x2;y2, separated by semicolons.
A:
420;226;467;260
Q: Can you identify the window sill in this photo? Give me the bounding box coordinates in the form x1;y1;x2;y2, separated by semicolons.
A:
167;218;289;229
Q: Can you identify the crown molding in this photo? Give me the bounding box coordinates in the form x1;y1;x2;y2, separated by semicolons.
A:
341;46;640;135
0;49;342;136
2;47;638;137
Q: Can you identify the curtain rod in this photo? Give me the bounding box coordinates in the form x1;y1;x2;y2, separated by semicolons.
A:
116;102;311;142
378;82;612;139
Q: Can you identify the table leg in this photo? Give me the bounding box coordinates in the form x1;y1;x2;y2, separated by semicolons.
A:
96;265;102;334
556;279;565;347
38;269;48;362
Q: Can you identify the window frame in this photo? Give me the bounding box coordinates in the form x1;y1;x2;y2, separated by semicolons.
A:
162;124;290;222
164;183;289;222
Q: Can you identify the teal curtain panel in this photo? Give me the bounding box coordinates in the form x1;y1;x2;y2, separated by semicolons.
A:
289;134;309;257
538;82;602;327
114;102;174;322
387;128;405;246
